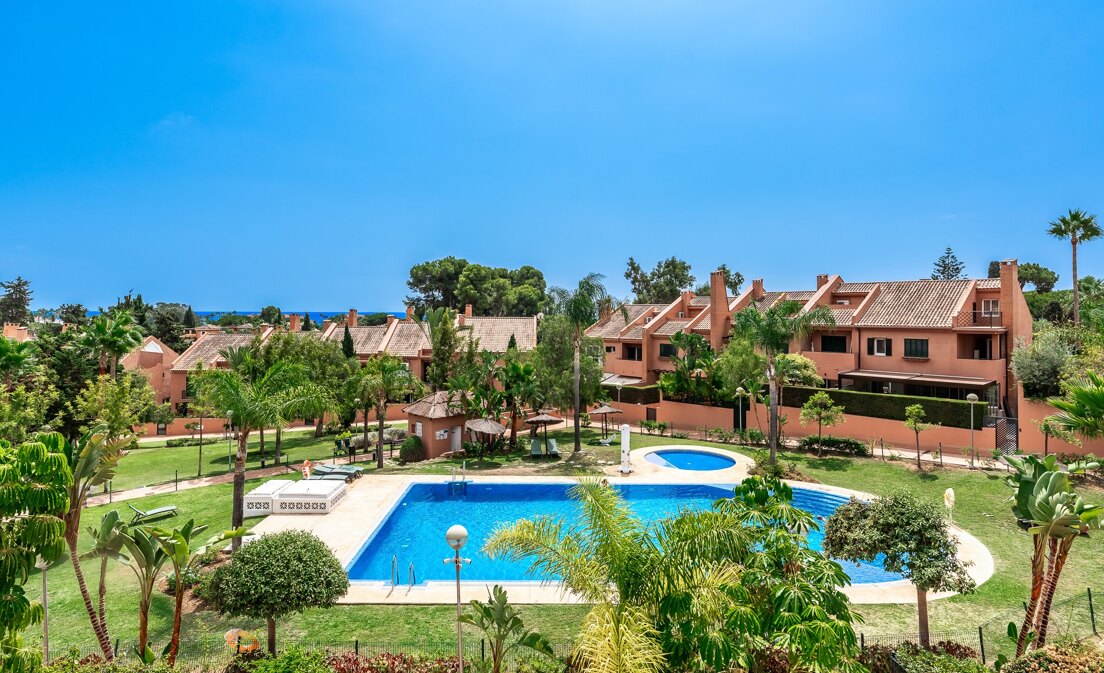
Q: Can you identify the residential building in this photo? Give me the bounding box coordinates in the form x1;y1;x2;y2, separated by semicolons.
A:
119;335;178;404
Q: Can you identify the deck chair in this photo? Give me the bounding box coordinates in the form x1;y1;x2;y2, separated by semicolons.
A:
128;503;178;525
547;439;561;458
314;463;363;478
529;438;545;458
597;436;612;447
308;472;352;482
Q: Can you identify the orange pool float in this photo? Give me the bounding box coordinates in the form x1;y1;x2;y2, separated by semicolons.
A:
224;628;260;653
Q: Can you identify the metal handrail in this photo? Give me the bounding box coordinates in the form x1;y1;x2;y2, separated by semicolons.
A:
408;562;416;586
391;555;397;585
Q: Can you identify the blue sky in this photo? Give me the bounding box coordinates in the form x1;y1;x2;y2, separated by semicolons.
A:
3;2;1103;311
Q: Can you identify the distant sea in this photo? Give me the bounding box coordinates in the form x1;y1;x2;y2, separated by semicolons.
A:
195;310;404;324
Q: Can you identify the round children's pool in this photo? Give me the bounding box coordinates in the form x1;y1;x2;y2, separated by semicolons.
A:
644;448;737;471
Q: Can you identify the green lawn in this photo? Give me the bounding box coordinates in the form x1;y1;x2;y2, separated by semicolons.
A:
35;427;1104;659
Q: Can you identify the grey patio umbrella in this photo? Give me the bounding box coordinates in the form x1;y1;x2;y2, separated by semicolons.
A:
524;412;564;446
590;403;623;438
465;417;507;455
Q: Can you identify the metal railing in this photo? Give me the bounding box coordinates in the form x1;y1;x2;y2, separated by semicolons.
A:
953;310;1003;328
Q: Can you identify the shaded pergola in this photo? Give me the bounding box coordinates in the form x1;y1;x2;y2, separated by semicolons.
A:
590;403;623;438
524;412;564;447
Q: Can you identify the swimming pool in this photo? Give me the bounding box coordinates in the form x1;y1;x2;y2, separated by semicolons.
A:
346;482;902;585
644;449;737;471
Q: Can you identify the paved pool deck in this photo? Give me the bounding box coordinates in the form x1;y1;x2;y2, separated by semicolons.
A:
248;444;993;606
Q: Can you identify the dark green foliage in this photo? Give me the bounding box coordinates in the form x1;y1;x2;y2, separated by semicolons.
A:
1019;263;1059;293
796;435;867;455
209;531;349;653
781;386;986;429
341;325;355;358
656;331;723;404
56;303;90;326
892;645;987;673
301;312;313;331
248;648;331;673
29;327;96;439
603;384;660;405
259;306;282;325
182;306;197;328
164;437;220;448
0;276;33;324
625;256;696;303
931;246;966;280
987;260;1001;278
406;257;546;316
1000;641;1104;673
693;263;744;296
359;312;389;326
399;435;424;463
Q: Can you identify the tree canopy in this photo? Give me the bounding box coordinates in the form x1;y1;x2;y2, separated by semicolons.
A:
625;256;696;304
931;246;966;280
694;263;744;296
405;257;546;316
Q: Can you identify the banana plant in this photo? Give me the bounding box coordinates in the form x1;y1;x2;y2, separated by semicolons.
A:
150;521;245;667
116;526;172;658
459;585;554;673
79;511;129;640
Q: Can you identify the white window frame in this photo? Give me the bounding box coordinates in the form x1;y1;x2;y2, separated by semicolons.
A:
873;338;889;356
982;299;1000;316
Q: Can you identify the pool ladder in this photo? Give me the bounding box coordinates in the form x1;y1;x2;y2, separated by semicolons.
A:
390;555;417;587
447;466;469;495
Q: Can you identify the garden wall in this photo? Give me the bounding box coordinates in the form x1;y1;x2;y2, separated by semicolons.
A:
657;400;735;431
1017;395;1104;456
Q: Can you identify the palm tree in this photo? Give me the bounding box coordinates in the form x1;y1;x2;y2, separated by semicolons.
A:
547;274;622;452
79;311;144;375
349;355;422;468
116;525;171;658
79;510;129;650
196;361;332;550
498;359;537;449
45;427;127;660
0;335;34;389
1048;209;1102;326
1047;371;1104;440
731;301;834;464
151;520;244;666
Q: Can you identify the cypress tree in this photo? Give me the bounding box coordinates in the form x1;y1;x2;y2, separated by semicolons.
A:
183;306;198;328
302;312;313;331
342;324;355;357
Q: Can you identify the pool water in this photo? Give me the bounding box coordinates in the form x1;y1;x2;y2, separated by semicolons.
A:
644;449;737;471
346;482;902;585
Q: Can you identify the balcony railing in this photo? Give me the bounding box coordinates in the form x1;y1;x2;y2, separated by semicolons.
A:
953;310;1003;328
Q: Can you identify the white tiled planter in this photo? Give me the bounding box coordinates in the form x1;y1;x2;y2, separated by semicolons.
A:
271;480;347;514
243;480;294;518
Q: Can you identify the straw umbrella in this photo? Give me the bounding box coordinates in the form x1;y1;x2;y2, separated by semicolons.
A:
524;412;564;449
465;417;506;456
590;403;623;439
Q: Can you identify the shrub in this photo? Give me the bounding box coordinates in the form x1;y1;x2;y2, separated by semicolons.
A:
164;437;220;448
892;645;986;673
164;566;201;594
746;427;765;445
326;652;462;673
797;435;868;456
671;431;689;439
250;648;331;673
1000;641;1104;673
781;386;986;429
43;655;175;672
399;436;424;463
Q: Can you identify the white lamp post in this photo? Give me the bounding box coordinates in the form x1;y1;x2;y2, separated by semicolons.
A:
966;393;979;468
443;524;471;672
616;382;623;404
226;410;233;471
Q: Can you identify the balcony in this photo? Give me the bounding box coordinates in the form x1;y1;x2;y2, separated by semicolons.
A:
953;310;1004;330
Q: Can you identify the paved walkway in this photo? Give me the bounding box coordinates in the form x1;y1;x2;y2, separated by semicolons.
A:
85;462;302;507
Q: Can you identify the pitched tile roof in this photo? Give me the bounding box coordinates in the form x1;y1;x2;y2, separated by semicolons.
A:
689;296;712;306
976;278;1001;289
403;390;465;419
463;316;537;352
654;319;691;336
622;326;644;340
822;307;856;326
784;290;816;301
172;333;254;371
585;304;665;339
387;322;430;357
751;292;786;312
854;280;972;328
325;325;388;355
836;282;879;293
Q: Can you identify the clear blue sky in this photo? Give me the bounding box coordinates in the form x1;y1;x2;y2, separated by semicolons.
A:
3;2;1103;311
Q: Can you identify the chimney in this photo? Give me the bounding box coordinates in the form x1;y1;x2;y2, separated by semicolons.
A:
599;303;611;322
709;270;727;352
816;274;830;289
322;319;333;333
465;304;473;318
458;313;466;328
999;259;1018;329
347;309;358;326
751;278;765;300
406;306;415;321
288;314;300;331
386;314;396;325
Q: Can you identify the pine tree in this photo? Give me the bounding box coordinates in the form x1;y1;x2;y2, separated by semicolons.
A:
507;333;518;352
931;247;966;280
342;324;355;358
183;306;198;328
987;261;1001;279
0;276;33;324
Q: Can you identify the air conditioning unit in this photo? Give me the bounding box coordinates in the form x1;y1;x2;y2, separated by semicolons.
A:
676;311;685;318
835;299;850;305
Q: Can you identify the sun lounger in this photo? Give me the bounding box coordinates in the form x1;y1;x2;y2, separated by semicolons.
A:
529;438;545;458
314;463;363;477
547;439;561;458
128;503;178;525
598;437;612;447
307;472;352;482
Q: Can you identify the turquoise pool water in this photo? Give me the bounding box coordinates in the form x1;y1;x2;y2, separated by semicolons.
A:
346;482;902;585
644;449;737;471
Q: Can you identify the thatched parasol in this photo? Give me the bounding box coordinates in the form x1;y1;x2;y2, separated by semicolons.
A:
525;412;564;445
465;417;506;435
590;403;623;438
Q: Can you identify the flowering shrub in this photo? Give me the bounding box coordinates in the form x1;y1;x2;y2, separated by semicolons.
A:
326;652;462;673
1000;642;1104;673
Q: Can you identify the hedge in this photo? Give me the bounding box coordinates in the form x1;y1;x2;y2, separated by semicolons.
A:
604;384;660;405
781;386;988;430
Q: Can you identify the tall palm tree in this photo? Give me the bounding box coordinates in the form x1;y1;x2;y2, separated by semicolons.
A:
349;355;422;468
547;274;622;452
196;361;332;550
79;311;144;375
0;335;34;389
46;426;127;660
1048;209;1102;326
498;359;537;449
731;301;834;464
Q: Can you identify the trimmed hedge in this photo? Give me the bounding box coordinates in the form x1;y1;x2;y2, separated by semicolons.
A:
604;384;660;405
164;437;221;448
797;435;868;456
781;386;988;430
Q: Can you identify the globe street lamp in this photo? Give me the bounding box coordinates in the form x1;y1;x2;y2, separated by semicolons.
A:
616;382;623;404
966;393;979;468
226;410;233;472
443;525;471;672
735;387;746;435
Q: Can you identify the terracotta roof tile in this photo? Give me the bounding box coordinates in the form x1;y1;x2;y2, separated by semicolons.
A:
654;319;691;336
976;278;1001;289
387;323;430;357
462;316;537;352
784;290;816;301
172;333;254;371
325;326;388;355
854;280;972;328
403;391;465;419
836;282;878;293
585;304;665;339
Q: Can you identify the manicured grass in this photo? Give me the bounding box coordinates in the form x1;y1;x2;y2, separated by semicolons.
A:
36;426;1104;658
